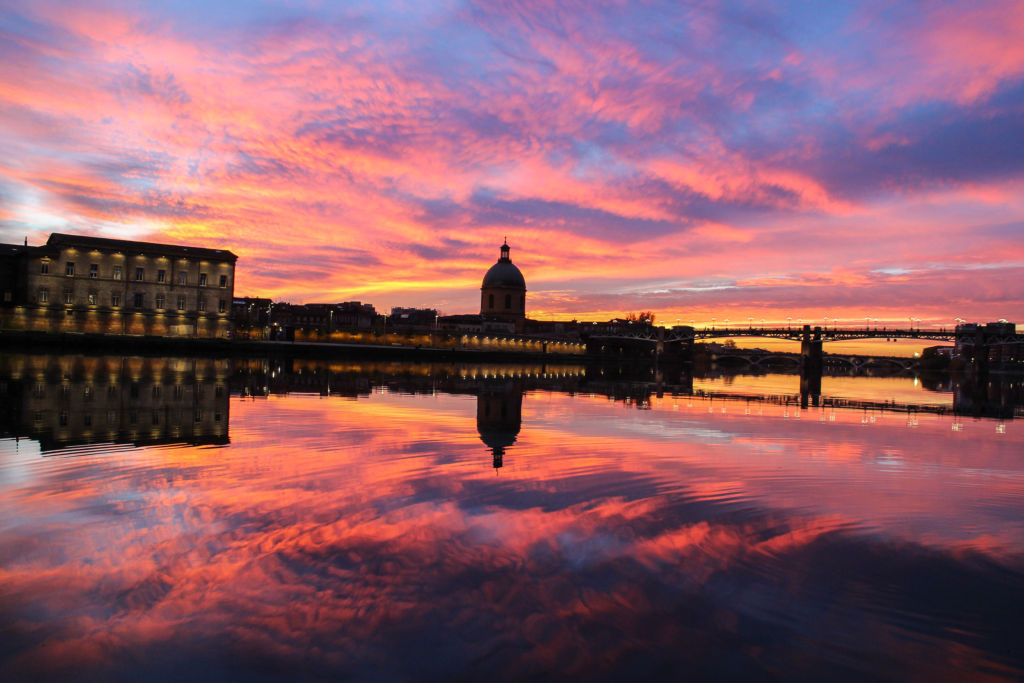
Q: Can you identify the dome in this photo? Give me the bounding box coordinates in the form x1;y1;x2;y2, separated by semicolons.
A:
481;261;526;289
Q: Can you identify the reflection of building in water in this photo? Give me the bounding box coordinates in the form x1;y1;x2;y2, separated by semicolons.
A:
231;358;585;398
0;354;230;451
477;381;523;470
952;376;1023;420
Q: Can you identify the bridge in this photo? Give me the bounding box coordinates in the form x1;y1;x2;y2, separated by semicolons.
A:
586;321;1023;376
592;324;956;344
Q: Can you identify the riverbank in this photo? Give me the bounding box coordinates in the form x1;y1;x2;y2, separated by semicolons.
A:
0;330;588;363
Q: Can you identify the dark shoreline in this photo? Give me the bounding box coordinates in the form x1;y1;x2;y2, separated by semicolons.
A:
0;330;589;363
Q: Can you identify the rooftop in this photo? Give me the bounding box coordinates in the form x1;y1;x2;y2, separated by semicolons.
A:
47;233;238;262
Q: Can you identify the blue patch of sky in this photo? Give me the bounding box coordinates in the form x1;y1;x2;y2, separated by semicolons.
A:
771;0;857;52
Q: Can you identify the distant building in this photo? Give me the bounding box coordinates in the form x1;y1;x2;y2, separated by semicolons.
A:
232;297;274;338
955;321;1022;369
389;307;438;331
269;301;377;334
437;313;483;334
480;240;526;332
0;233;236;338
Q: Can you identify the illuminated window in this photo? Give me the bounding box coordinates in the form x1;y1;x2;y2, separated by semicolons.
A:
39;288;48;303
199;273;208;286
89;263;98;278
155;294;165;309
40;261;49;274
219;274;228;287
87;292;97;305
157;269;166;283
135;267;144;281
113;265;122;280
133;293;144;308
177;295;186;310
178;272;187;285
65;262;75;276
111;293;121;307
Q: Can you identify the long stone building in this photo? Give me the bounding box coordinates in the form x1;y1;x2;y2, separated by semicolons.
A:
0;233;237;338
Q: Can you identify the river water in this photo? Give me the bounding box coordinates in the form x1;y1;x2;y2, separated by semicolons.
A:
1;354;1022;681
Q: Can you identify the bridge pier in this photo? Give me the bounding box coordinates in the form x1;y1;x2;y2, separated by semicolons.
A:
799;325;823;408
800;325;823;374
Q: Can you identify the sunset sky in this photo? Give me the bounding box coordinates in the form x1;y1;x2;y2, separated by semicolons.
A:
1;0;1022;325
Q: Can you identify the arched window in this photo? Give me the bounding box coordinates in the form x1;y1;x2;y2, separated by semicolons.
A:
504;294;511;309
488;294;494;308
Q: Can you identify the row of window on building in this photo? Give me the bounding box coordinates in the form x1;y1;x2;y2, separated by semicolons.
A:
38;288;227;312
41;409;220;427
35;383;225;400
45;261;228;287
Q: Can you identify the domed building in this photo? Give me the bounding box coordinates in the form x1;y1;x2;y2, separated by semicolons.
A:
481;240;526;329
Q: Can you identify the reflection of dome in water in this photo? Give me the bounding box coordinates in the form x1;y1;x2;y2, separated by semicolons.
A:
476;391;523;469
476;425;520;454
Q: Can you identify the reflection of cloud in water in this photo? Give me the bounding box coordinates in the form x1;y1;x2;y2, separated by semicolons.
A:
0;389;1022;679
